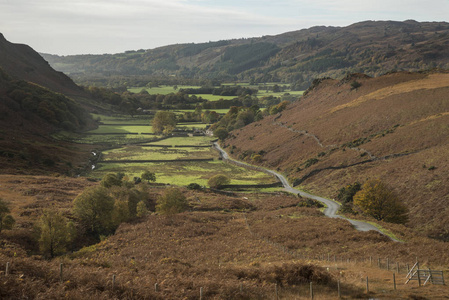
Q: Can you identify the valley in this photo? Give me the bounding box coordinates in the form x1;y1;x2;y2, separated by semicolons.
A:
1;20;449;299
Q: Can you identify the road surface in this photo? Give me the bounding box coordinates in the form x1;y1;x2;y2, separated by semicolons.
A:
213;142;398;240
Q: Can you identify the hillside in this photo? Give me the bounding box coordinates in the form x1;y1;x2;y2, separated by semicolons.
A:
0;34;98;175
0;33;92;102
221;71;449;240
1;177;449;299
42;20;449;88
0;67;96;174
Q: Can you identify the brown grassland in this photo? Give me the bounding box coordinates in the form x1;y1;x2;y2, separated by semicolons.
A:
1;175;449;299
223;71;449;240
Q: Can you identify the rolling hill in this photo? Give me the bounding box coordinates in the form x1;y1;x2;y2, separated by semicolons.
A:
221;70;449;240
42;20;449;88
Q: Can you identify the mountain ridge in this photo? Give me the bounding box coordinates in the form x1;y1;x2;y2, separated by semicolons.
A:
41;20;449;87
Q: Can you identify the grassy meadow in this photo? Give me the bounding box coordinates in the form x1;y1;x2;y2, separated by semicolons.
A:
79;114;277;188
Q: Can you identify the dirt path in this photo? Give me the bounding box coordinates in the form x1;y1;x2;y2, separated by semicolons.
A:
213;142;399;241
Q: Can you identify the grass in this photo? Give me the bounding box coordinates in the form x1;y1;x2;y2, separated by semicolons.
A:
145;136;214;146
87;125;153;134
128;85;201;95
92;160;275;186
102;146;215;161
91;113;151;125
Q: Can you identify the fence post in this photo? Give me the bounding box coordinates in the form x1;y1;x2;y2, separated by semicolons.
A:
366;276;369;293
59;263;63;283
310;282;314;299
240;282;243;293
369;256;372;266
393;273;396;290
155;283;158;292
337;279;341;299
417;262;421;287
407;264;410;273
387;258;390;271
396;262;400;274
5;262;9;276
275;283;279;300
200;287;203;300
112;274;116;290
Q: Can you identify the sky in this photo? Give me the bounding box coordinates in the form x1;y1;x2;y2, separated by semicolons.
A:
0;0;448;55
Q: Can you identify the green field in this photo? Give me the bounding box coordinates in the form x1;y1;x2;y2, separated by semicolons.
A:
102;146;215;161
70;113;278;188
92;114;152;125
145;136;214;146
88;125;153;134
93;160;275;187
128;85;201;95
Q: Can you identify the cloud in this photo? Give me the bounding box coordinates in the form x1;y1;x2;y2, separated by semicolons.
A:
0;0;447;54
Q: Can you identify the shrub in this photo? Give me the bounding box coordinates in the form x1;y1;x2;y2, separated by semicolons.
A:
0;199;15;233
100;173;122;188
208;174;231;189
156;188;189;215
350;80;362;90
187;183;202;190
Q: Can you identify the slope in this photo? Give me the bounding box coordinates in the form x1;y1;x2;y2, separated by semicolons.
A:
222;71;449;240
0;33;92;102
42;20;449;88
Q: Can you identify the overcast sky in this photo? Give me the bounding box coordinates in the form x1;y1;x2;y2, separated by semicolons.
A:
1;0;448;55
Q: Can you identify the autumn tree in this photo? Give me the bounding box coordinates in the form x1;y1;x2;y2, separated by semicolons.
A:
37;210;76;258
156;188;189;215
0;199;15;233
73;186;115;237
152;111;177;135
353;179;408;224
208;174;231;189
100;173;122;188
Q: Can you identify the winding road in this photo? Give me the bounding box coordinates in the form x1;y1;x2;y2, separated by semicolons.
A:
213;142;398;241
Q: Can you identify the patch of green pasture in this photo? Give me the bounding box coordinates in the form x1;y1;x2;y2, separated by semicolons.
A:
88;125;152;134
75;134;158;145
102;146;215;161
257;90;304;98
145;136;214;146
91;113;152;125
128;85;201;95
92;160;275;187
193;94;236;101
174;109;230;114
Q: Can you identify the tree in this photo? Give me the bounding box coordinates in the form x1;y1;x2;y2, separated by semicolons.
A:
208;174;231;189
136;200;148;217
156;188;189;215
152;111;177;135
100;173;122;188
353;179;408;224
141;170;156;183
72;186;115;236
37;210;75;258
213;127;228;141
0;199;15;233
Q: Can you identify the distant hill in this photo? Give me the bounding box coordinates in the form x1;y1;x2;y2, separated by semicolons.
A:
221;70;449;240
42;20;449;88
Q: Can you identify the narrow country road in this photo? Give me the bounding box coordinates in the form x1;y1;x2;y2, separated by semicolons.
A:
213;142;398;241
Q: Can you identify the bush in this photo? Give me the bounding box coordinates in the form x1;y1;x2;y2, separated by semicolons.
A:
187;183;202;190
100;173;122;188
208;174;231;189
156;188;189;215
